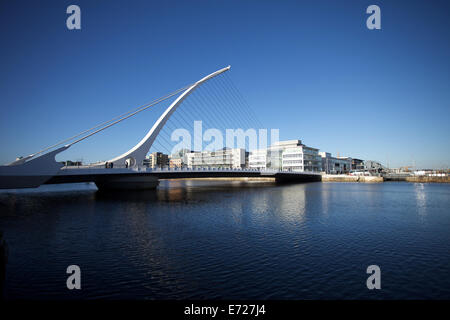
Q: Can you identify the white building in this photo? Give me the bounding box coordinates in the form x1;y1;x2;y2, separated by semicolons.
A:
186;148;245;169
248;149;267;170
249;140;322;172
281;141;322;172
281;147;304;171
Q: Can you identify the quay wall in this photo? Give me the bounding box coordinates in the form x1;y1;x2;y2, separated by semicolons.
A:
321;175;383;183
405;176;450;183
160;177;275;182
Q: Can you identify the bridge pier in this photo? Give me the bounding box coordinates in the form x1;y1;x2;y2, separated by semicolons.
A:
274;172;322;184
95;175;159;190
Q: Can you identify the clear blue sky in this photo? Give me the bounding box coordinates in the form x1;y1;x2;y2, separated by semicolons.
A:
1;0;449;169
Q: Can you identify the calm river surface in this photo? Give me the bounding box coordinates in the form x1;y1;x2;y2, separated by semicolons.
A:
0;181;449;299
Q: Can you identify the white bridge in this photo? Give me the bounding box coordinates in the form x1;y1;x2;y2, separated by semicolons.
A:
0;66;321;190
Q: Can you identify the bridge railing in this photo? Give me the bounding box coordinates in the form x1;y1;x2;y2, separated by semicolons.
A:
144;167;319;174
61;164;321;175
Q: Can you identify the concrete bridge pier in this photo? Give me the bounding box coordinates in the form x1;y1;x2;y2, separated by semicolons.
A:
274;172;322;184
95;175;159;190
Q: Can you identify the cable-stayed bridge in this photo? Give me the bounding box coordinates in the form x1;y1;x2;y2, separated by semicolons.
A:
0;66;320;190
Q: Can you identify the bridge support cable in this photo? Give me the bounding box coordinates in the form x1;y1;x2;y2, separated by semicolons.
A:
198;75;247;131
209;75;255;131
202;79;244;130
192;86;231;131
223;73;264;129
65;86;193;148
221;74;263;130
218;73;262;129
203;74;246;129
207;74;259;139
216;75;258;130
26;84;194;161
149;71;264;158
195;74;255;135
179;85;230;143
152;139;172;157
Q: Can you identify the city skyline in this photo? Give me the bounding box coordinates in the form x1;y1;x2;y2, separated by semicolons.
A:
1;0;449;169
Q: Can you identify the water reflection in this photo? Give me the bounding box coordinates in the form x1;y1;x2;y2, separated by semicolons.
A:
277;184;307;224
320;185;330;218
414;183;427;220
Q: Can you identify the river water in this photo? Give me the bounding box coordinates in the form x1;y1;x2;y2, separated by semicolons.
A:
0;180;449;299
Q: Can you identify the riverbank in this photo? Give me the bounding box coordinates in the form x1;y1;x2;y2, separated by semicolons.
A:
162;175;449;184
323;174;449;183
170;175;384;183
405;176;450;183
321;175;383;183
160;177;275;182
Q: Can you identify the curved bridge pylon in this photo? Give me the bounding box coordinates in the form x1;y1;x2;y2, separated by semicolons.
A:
107;65;231;168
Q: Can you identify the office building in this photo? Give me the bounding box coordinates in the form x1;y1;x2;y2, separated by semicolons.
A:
249;140;322;172
169;157;183;168
186;148;245;169
319;152;352;174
